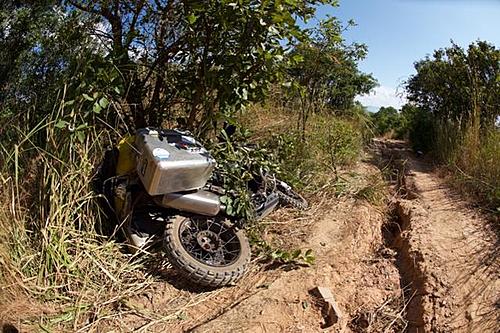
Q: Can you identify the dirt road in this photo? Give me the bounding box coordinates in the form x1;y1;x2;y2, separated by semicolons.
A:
122;161;405;333
375;140;499;333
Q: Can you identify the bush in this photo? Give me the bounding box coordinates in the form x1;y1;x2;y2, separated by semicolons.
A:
371;106;401;138
207;127;280;219
254;113;363;191
264;130;314;189
404;41;499;209
407;108;436;153
313;117;362;172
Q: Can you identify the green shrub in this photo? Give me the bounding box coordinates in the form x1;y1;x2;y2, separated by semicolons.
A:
207;128;280;219
264;130;314;189
259;115;363;192
408;110;436;153
313;117;362;171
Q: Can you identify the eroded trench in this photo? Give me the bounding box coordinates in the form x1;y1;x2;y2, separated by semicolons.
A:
382;206;427;332
372;140;427;332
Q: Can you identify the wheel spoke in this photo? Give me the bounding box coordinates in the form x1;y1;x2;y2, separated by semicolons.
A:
221;234;237;246
207;218;214;232
178;217;241;267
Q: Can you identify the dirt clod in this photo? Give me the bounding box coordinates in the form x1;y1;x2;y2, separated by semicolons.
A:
314;286;343;327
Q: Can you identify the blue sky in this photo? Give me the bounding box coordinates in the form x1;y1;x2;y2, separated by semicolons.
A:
311;0;500;110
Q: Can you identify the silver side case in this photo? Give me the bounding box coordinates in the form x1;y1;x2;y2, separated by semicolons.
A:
135;128;216;195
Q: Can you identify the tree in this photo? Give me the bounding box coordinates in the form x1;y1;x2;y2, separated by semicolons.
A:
0;1;98;130
63;0;337;134
371;106;400;136
406;41;500;132
287;17;377;138
1;0;338;136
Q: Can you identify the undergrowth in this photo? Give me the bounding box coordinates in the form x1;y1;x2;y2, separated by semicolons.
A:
450;129;499;212
0;103;154;330
412;118;500;212
241;104;365;193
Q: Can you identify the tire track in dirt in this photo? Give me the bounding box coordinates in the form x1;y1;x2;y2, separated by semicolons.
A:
373;139;499;333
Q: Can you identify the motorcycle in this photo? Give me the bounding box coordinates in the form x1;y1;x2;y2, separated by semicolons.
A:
96;128;307;287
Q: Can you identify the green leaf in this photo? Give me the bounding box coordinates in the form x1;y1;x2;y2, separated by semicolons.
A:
75;122;88;131
270;250;281;259
82;93;93;101
187;13;197;24
226;205;234;216
92;103;102;114
292;54;304;63
220;195;229;204
75;131;85;143
55;120;67;129
98;97;109;109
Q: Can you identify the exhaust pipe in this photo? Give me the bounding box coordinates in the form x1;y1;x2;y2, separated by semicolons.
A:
156;190;222;216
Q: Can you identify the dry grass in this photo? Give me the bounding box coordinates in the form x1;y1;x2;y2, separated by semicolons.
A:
431;121;500;211
0;108;158;331
453;128;500;211
348;288;411;333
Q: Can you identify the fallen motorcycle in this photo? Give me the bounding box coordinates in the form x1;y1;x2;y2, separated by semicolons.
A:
97;128;307;287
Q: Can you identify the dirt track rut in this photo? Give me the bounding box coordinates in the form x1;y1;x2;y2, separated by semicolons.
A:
374;139;499;333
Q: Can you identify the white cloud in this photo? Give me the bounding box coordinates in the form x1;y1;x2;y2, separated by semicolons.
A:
356;86;407;110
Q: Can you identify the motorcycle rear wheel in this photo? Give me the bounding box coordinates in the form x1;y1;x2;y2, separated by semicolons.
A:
163;215;250;288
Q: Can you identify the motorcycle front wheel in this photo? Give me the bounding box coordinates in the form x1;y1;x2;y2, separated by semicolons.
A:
163;215;250;288
276;181;308;210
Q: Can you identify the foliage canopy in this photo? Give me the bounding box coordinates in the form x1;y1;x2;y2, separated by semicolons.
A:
2;0;347;137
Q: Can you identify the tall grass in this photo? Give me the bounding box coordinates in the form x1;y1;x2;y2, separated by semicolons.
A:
424;119;500;210
0;101;153;330
240;104;365;193
453;127;500;209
